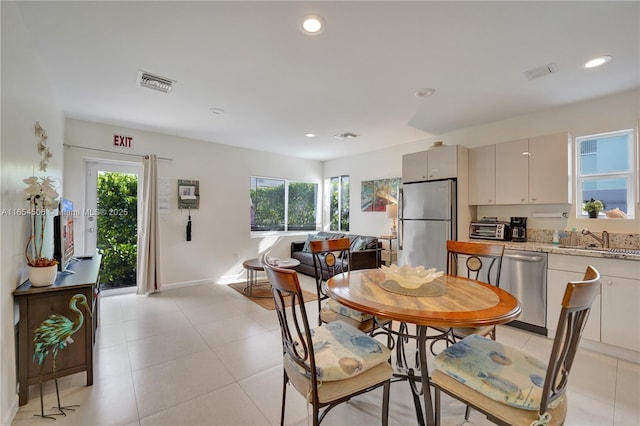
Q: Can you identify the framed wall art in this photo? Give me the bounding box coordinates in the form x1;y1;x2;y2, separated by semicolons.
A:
361;178;400;212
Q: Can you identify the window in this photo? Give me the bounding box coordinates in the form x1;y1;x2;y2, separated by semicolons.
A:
329;175;350;231
576;129;635;218
250;176;318;232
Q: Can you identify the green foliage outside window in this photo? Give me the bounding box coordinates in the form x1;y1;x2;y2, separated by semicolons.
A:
250;177;317;231
288;182;317;230
330;175;349;231
97;172;137;287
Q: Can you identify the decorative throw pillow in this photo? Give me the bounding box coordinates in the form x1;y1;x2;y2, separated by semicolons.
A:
293;320;390;382
302;234;328;252
434;334;562;411
350;237;367;251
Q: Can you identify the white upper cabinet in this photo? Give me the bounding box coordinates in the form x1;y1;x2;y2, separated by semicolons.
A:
468;144;496;205
496;138;529;204
528;132;571;204
402;145;460;183
402;150;430;183
470;132;571;205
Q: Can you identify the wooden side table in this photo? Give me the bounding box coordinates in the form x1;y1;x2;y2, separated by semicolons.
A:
378;235;397;265
13;255;102;406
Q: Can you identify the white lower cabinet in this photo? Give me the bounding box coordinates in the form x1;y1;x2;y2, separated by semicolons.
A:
547;254;640;352
547;269;601;341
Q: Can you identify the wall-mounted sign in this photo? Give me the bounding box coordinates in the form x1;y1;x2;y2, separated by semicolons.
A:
113;134;133;149
178;179;199;209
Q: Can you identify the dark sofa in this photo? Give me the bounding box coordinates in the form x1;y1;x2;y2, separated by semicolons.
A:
291;231;381;278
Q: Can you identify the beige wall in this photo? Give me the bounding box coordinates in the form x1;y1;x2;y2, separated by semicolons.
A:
1;2;66;422
64;119;323;286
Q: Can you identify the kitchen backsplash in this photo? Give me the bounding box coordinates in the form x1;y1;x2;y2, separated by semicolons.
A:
527;229;640;249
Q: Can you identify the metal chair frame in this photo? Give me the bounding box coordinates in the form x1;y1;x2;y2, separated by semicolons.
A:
433;265;601;426
428;240;505;352
310;238;351;326
261;254;391;426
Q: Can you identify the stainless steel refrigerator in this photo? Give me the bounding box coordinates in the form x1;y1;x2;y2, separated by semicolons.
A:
398;179;456;272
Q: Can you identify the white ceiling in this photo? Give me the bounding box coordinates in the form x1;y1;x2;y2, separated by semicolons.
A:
14;1;639;161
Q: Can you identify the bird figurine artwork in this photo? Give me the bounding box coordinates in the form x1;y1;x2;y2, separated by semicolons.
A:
32;293;91;419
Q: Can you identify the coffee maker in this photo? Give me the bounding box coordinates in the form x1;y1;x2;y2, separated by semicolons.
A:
510;217;527;242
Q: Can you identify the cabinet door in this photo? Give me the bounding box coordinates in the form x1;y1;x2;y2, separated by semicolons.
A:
468;144;495;205
528;132;570;204
495;139;528;204
547;269;601;342
402;151;429;183
601;275;640;351
427;145;457;180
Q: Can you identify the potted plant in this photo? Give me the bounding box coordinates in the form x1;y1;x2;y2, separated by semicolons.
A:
582;198;606;218
24;176;59;286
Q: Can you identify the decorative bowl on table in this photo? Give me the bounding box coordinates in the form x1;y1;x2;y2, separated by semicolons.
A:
381;264;444;289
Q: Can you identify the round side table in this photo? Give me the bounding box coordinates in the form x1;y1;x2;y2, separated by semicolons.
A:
242;257;300;298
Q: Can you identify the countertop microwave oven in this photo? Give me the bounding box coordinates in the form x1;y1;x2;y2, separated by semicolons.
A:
469;220;510;241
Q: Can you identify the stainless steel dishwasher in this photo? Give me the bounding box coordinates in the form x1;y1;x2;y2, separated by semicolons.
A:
499;249;548;335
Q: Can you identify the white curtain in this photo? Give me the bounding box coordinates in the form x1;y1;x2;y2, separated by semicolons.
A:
137;154;161;294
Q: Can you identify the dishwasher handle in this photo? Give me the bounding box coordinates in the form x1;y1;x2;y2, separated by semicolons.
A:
504;253;545;262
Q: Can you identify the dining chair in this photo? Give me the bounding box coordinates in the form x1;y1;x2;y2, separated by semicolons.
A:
432;265;601;426
429;240;505;350
261;254;392;426
310;238;376;332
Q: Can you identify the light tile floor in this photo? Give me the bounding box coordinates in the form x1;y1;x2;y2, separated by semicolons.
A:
12;274;640;425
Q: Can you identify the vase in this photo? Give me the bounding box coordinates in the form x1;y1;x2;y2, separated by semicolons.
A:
28;265;58;287
588;211;598;218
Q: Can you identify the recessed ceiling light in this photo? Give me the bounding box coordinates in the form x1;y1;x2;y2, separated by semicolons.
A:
305;133;316;138
584;55;613;68
300;15;325;35
414;88;436;97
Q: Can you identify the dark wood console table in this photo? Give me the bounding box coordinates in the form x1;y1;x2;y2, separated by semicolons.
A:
13;255;102;406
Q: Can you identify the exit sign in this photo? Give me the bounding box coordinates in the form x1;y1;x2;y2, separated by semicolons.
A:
113;134;133;149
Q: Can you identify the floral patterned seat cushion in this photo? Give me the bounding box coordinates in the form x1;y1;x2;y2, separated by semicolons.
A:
322;299;373;322
434;334;562;411
291;320;390;382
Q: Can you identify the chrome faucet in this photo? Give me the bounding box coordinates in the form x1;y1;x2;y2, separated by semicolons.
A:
581;229;610;248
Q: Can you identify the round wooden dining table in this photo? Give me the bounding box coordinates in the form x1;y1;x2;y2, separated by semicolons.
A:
327;269;521;426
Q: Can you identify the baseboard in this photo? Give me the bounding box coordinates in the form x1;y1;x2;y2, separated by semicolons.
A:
162;279;215;289
3;394;18;426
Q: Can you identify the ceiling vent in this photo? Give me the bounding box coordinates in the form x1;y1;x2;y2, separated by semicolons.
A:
333;132;360;140
523;63;557;80
137;71;175;93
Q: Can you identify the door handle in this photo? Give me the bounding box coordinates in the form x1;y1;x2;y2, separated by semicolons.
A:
504;254;544;262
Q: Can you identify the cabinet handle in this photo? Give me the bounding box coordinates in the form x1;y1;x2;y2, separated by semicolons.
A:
521;198;526;202
531;198;537;202
607;280;613;286
488;199;492;203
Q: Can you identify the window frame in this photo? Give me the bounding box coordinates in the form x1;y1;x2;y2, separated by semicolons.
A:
575;128;636;219
250;175;321;235
328;175;350;232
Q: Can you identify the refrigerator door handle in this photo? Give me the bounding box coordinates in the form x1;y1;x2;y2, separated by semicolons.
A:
398;189;404;250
